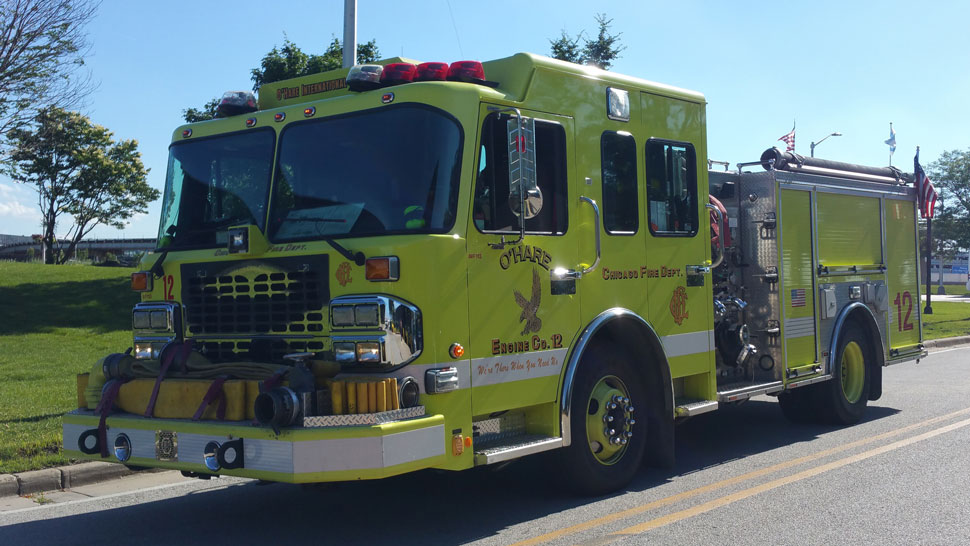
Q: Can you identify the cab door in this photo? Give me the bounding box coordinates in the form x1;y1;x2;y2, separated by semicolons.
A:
642;137;715;397
465;106;580;417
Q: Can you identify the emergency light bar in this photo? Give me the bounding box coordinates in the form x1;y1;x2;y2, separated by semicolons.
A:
346;60;497;92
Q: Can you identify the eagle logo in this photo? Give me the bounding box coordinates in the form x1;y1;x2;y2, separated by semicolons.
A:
513;269;542;335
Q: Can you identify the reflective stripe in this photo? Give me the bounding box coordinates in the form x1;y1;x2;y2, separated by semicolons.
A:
785;317;816;339
470;348;568;387
661;330;715;358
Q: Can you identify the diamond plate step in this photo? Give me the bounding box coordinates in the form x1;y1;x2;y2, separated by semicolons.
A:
473;435;562;465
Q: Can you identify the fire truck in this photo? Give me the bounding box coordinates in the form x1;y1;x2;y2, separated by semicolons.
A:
63;53;925;495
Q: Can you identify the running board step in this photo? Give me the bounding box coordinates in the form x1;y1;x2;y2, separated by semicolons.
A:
675;398;719;418
717;381;784;403
474;435;563;465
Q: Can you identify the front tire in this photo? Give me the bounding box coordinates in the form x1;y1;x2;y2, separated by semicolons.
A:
557;348;647;495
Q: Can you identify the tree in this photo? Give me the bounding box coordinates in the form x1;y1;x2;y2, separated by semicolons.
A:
0;0;96;146
549;14;625;70
182;37;381;123
928;148;970;251
6;107;157;264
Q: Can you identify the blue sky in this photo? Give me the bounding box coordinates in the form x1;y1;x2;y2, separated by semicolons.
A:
1;0;967;238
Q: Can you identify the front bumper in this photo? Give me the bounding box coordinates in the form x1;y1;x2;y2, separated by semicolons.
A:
63;410;446;483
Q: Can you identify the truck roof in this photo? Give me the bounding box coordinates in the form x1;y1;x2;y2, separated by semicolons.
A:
256;52;706;111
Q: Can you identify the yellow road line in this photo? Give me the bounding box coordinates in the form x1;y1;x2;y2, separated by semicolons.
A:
614;415;970;536
508;406;970;546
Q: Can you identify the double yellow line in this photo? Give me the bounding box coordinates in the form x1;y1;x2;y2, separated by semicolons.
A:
510;407;970;546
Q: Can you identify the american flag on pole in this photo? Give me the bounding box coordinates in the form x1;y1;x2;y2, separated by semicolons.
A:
791;288;806;307
778;125;796;152
914;147;937;218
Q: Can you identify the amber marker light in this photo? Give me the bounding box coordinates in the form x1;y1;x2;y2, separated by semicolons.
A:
181;129;192;138
245;117;257;127
304;106;316;117
365;256;399;282
449;343;465;359
131;271;152;292
274;112;286;122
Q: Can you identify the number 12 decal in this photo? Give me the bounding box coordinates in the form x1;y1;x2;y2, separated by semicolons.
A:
893;291;914;331
163;275;175;301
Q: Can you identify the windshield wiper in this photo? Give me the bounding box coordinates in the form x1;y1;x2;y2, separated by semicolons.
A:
325;237;365;266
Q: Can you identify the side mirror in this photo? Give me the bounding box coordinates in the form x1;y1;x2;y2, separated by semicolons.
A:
507;117;542;219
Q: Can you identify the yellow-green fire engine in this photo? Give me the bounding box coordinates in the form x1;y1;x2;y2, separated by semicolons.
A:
63;53;925;495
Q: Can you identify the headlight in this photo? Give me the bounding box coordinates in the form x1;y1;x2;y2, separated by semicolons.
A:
329;296;422;368
132;302;181;360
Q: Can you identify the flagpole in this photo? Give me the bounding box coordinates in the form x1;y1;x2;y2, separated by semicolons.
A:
925;217;933;314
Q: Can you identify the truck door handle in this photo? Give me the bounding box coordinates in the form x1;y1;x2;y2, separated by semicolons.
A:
552;196;601;280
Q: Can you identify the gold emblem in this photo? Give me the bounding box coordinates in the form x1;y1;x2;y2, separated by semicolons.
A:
670;286;689;326
514;269;542;335
336;261;353;287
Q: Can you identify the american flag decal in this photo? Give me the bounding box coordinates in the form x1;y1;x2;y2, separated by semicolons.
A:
791;288;806;307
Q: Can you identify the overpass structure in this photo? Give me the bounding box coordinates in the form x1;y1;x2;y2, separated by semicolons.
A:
0;235;157;262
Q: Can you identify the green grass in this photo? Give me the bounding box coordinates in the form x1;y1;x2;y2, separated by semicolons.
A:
922;301;970;341
0;261;137;473
938;284;970;297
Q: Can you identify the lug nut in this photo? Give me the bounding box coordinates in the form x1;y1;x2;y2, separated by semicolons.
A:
628;418;636;426
608;402;618;410
625;431;633;438
625;405;635;413
620;437;628;445
603;415;614;423
608;428;616;436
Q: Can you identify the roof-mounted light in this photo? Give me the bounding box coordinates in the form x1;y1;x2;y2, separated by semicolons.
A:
380;63;417;86
447;61;486;84
415;62;449;82
215;91;258;118
347;64;384;92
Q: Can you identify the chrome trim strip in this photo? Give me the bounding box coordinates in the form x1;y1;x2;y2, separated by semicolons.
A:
717;381;784;402
786;374;833;389
560;308;669;448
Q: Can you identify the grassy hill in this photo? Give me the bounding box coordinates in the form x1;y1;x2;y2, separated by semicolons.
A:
0;261;137;473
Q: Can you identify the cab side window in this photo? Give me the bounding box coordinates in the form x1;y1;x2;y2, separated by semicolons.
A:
601;131;638;234
473;114;568;234
645;139;697;236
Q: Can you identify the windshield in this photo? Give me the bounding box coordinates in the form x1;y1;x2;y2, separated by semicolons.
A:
269;105;463;240
157;129;275;248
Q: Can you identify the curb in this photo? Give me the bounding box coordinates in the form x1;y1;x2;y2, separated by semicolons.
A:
924;336;970;350
1;462;134;498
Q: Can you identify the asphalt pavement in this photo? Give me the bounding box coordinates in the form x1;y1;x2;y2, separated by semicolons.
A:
1;343;968;545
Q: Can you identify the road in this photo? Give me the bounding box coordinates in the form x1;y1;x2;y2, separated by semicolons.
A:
2;345;969;545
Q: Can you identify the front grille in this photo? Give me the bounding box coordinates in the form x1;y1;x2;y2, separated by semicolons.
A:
181;256;330;336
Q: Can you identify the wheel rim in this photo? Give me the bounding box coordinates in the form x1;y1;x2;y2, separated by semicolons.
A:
585;375;635;465
840;341;865;403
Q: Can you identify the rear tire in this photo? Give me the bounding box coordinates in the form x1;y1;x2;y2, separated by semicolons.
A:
818;322;872;425
557;347;647;496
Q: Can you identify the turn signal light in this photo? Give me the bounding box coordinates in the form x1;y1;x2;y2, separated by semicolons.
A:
449;343;465;359
365;256;400;282
131;271;152;292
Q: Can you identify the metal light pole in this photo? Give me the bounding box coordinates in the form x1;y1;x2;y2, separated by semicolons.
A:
810;132;842;157
343;0;357;69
